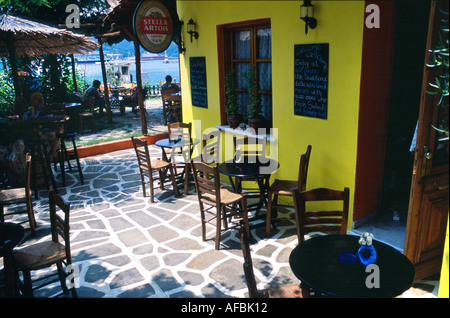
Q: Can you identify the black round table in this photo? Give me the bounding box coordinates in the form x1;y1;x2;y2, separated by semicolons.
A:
289;234;415;298
155;138;200;162
0;223;25;256
218;159;279;214
218;158;279;180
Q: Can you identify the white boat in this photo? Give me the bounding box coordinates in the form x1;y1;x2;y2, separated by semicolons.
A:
141;52;164;60
109;60;133;83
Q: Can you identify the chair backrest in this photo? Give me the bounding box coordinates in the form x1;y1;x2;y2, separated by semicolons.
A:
167;122;192;142
295;187;350;243
238;227;260;298
48;191;71;255
161;88;178;102
131;137;152;170
297;145;312;192
233;136;266;163
168;122;192;161
202;130;221;165
191;160;221;207
25;153;31;196
0;240;16;297
88;96;95;113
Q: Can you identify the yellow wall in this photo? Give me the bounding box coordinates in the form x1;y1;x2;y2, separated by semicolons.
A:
439;215;449;298
177;1;365;225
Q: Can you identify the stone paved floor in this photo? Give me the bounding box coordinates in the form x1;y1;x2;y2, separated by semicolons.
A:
6;147;440;298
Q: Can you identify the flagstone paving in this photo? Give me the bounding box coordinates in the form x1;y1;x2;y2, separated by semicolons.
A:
7;147;440;298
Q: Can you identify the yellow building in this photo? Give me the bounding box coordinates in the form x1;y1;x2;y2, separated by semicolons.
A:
178;0;363;217
173;0;448;296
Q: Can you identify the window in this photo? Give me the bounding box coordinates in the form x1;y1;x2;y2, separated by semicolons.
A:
218;19;272;127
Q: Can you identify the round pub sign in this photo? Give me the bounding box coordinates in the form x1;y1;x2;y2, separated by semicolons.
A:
133;0;173;53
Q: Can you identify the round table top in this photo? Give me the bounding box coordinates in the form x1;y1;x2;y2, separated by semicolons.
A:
218;159;279;178
0;222;25;247
155;138;199;148
5;114;68;126
289;234;415;298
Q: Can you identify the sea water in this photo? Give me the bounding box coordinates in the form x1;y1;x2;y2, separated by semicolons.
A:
77;58;180;86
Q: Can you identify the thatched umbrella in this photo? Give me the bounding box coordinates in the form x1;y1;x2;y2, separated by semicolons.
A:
0;14;99;97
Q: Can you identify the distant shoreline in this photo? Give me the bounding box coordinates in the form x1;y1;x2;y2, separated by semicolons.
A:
76;58;181;86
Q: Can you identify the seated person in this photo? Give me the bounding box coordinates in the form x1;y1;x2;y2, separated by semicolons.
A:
85;80;106;113
30;92;45;117
161;75;180;92
120;87;147;115
0;139;26;188
13;97;28;119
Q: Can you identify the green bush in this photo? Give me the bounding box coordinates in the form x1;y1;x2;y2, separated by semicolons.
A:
0;72;16;117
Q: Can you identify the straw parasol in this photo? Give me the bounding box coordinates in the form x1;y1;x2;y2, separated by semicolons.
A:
0;14;99;96
0;14;99;57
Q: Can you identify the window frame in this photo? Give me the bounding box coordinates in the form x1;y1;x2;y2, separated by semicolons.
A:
217;19;272;127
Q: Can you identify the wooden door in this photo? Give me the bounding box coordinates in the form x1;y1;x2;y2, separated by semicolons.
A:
404;0;449;280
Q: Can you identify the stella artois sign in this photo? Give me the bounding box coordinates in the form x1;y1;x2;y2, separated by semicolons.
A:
134;1;173;53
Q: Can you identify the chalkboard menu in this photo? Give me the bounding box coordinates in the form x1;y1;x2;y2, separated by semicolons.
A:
190;56;208;108
294;43;329;119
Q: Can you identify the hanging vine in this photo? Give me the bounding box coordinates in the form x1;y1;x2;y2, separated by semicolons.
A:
426;7;449;141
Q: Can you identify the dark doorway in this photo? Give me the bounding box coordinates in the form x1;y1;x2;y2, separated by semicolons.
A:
354;1;430;250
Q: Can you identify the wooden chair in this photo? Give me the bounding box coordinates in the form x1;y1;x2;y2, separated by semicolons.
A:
161;88;181;123
56;132;84;186
233;135;266;163
232;135;268;209
0;240;17;297
131;137;180;202
167;122;193;194
168;121;191;142
294;187;350;244
25;128;58;199
13;191;77;297
239;228;309;298
265;145;312;235
79;96;96;135
0;153;36;235
191;161;249;250
119;88;148;116
201;129;221;165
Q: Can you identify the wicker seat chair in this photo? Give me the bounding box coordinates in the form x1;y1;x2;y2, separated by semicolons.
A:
191;161;249;250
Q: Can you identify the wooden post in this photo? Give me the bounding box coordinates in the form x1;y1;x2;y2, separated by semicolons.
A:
133;38;148;135
70;54;78;92
98;39;112;124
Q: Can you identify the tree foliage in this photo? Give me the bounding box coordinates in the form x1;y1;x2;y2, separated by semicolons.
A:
0;0;107;114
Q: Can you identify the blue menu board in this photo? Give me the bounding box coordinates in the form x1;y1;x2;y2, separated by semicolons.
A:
294;43;329;119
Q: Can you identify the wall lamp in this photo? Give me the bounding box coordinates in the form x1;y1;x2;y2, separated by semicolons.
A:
187;18;199;42
300;0;317;35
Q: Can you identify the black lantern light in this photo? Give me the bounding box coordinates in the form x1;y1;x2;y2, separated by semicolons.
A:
300;0;317;34
187;18;199;42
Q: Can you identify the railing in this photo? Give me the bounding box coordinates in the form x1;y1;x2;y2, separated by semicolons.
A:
148;85;162;97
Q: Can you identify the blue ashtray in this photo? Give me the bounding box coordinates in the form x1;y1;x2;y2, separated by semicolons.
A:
338;249;358;264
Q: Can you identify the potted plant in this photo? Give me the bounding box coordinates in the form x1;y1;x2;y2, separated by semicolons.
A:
245;66;263;129
224;69;241;129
